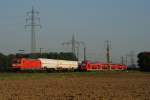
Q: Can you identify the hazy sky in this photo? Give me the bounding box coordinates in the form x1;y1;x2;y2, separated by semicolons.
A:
0;0;149;63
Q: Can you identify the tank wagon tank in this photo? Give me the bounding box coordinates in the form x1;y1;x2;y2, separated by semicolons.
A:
39;58;78;71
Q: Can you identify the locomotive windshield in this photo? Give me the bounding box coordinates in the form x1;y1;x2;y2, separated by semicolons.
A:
12;59;21;64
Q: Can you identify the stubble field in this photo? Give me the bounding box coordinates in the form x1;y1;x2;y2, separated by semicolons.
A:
0;71;149;100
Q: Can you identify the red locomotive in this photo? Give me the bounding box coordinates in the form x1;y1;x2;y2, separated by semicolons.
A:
12;58;41;70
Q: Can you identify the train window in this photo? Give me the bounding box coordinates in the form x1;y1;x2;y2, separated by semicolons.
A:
12;59;19;64
81;63;86;67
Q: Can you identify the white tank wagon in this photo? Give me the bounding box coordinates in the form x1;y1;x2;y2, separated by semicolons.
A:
38;58;58;69
58;60;78;69
38;58;78;70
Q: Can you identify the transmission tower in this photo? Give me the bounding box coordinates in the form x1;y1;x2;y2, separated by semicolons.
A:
105;40;111;70
105;40;111;63
25;7;41;53
62;34;86;61
127;51;136;67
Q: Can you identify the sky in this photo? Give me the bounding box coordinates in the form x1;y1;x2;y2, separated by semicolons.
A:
0;0;149;63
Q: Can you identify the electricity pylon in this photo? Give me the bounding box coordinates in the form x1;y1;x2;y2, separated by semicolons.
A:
25;7;41;53
62;34;86;61
105;40;111;70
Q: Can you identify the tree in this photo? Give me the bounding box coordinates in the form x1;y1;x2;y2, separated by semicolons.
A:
6;54;16;70
14;52;78;61
138;52;150;71
0;53;6;71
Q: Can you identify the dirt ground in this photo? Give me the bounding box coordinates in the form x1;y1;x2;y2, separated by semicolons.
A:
0;72;149;100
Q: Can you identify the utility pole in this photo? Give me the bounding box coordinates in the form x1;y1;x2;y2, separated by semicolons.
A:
125;54;128;65
39;48;43;57
106;40;111;63
25;7;41;53
39;48;43;54
72;34;76;55
80;41;86;61
84;46;86;61
121;56;124;65
105;40;111;70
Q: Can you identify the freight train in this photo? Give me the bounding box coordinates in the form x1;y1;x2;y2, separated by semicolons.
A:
12;58;127;71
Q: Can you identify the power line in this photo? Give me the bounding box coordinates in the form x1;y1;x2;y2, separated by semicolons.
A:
25;7;41;53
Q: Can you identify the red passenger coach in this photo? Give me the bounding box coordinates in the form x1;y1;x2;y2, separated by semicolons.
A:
79;61;106;71
79;60;127;71
12;58;42;70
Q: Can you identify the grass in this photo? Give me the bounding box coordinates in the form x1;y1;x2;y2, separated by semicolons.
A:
0;71;148;80
0;73;48;80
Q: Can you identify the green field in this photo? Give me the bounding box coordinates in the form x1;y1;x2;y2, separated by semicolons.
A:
0;71;148;80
